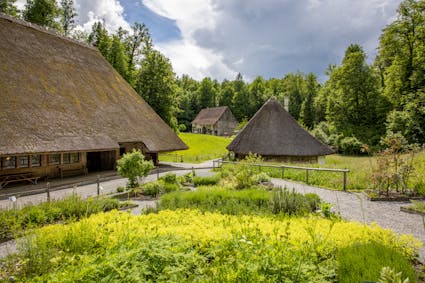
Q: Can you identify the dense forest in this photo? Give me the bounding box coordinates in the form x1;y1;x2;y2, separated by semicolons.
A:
2;0;424;154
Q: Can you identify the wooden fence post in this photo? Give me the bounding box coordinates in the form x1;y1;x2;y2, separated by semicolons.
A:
46;182;50;202
306;170;309;184
343;171;347;191
97;175;100;196
281;166;285;179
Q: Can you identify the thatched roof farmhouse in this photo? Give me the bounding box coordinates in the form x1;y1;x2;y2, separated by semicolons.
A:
227;98;334;163
192;106;238;136
0;14;187;182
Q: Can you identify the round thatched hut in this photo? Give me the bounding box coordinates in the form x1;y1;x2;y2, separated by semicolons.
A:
227;98;334;163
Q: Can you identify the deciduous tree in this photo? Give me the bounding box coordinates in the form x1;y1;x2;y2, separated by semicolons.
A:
136;49;177;129
23;0;59;29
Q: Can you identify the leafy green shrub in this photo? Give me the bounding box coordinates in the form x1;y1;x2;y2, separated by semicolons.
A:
178;172;193;184
379;266;411;283
250;172;271;184
338;136;363;155
337;242;417;283
163;182;180;193
158;186;322;216
116;186;125;193
0;194;122;242
142;181;163;196
159;187;270;215
193;175;220;186
269;189;321;216
410;200;425;213
160;172;178;184
117;149;154;188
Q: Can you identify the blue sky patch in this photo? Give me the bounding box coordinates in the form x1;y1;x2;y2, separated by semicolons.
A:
120;0;181;43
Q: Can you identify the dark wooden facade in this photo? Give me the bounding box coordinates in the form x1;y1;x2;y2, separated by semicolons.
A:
192;107;238;136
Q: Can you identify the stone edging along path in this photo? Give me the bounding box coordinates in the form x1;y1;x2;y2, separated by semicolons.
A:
271;178;425;262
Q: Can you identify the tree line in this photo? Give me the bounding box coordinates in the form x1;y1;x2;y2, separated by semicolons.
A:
2;0;424;154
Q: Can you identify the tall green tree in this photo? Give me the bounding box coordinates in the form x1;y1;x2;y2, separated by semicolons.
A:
59;0;76;36
88;22;111;59
267;78;285;101
327;44;390;145
300;73;319;129
136;49;177;128
376;0;425;143
0;0;19;17
232;73;249;121
124;22;151;87
283;72;305;120
249;76;269;115
108;35;128;80
197;77;217;109
218;79;235;108
377;0;425;107
23;0;60;29
176;75;199;130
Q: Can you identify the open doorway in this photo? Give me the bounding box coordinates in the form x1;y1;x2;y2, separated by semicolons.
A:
86;151;116;172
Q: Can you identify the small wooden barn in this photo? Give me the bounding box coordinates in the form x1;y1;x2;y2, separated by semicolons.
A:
192;106;238;136
227;98;334;163
0;14;187;183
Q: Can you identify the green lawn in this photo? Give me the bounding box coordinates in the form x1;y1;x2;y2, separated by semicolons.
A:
159;133;231;163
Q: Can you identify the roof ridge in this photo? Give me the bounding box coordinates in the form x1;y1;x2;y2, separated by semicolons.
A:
0;12;97;51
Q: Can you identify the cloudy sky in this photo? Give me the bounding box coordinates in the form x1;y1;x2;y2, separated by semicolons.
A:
17;0;402;81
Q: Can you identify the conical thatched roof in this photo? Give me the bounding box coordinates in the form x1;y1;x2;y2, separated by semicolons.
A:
227;98;334;157
192;106;231;125
0;14;187;155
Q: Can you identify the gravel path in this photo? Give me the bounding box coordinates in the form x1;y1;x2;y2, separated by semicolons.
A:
271;178;425;261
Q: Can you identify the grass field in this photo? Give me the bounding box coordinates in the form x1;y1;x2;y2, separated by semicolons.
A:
159;133;232;163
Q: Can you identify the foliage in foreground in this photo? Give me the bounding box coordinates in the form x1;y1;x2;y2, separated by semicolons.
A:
0;210;419;282
158;187;321;216
337;242;416;283
0;194;123;242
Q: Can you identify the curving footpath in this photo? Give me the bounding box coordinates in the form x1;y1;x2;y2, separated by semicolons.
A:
271;178;425;262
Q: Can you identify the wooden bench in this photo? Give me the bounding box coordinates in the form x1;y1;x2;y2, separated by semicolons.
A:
0;173;40;189
59;167;88;179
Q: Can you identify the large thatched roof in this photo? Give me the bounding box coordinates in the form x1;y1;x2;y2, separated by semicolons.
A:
192;106;231;125
227;98;334;157
0;14;187;155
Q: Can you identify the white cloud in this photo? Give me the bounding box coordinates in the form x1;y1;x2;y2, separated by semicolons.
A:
142;0;401;81
156;39;236;80
16;0;130;33
74;0;130;33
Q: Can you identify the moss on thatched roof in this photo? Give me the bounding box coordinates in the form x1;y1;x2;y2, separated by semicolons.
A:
0;14;187;155
227;98;334;157
192;106;232;125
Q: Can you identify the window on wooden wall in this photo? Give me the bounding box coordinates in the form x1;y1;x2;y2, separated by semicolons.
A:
5;156;16;169
18;156;29;168
48;154;60;165
71;153;79;163
31;155;41;167
63;153;71;164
